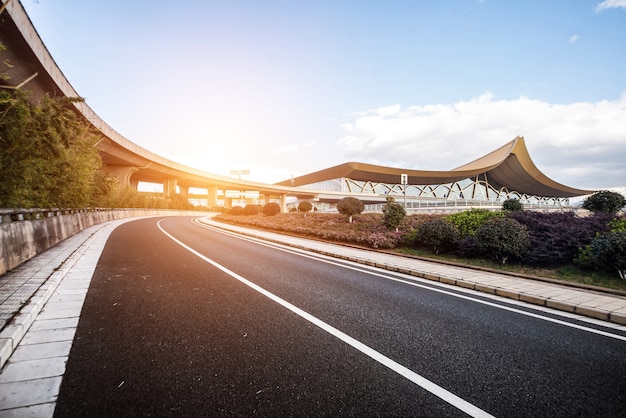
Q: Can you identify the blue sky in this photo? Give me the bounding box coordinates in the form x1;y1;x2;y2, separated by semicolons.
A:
21;0;626;195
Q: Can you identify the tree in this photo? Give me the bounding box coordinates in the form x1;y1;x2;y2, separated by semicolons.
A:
262;202;281;216
502;198;524;211
298;201;313;217
415;218;459;254
337;197;364;223
475;217;529;264
382;196;406;231
0;90;110;208
582;190;626;214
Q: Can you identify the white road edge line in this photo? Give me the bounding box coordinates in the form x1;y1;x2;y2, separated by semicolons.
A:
158;220;494;418
194;219;626;342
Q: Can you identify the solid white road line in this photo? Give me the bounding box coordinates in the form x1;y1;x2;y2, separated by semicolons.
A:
194;219;626;342
158;219;494;418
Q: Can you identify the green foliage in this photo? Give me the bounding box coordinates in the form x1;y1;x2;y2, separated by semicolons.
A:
447;208;503;237
582;190;626;214
609;216;626;232
337;197;364;223
578;229;626;280
382;196;406;230
502;198;524;211
298;201;313;213
0;90;111;208
475;217;529;264
415;218;459;254
262;202;281;216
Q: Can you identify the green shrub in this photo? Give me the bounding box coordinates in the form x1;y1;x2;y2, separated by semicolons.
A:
475;217;529;264
298;201;313;214
229;206;244;215
382;196;406;230
415;218;459;254
502;198;524;211
582;190;626;214
262;202;281;216
447;209;503;237
579;230;626;280
337;197;364;223
244;204;260;215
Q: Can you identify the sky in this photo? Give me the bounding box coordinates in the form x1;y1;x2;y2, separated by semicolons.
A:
20;0;626;197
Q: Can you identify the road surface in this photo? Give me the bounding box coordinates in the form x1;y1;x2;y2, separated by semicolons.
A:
53;217;626;417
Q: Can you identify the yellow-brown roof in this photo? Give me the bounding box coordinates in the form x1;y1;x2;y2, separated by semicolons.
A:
276;137;594;198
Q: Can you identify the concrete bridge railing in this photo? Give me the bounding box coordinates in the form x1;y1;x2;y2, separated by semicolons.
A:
0;208;209;276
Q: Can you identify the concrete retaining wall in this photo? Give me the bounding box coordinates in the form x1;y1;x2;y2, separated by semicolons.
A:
0;209;207;276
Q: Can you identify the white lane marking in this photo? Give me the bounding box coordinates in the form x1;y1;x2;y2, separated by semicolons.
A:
193;219;626;342
158;220;494;418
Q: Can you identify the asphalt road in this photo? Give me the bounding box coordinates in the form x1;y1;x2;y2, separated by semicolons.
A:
54;217;626;417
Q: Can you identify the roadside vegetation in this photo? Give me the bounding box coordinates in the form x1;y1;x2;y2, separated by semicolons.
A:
0;90;198;210
217;194;626;291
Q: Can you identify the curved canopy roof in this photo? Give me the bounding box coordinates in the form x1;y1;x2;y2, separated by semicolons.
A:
276;137;594;198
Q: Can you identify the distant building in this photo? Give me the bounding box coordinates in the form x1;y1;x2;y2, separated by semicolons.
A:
276;137;594;209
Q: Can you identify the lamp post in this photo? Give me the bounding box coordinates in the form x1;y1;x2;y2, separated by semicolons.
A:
401;174;408;208
230;169;250;206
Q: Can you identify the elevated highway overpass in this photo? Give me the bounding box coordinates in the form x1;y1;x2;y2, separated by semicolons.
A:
1;0;355;211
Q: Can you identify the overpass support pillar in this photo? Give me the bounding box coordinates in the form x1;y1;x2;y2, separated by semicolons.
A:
163;178;178;197
107;166;139;187
179;185;189;201
207;186;218;207
280;194;287;213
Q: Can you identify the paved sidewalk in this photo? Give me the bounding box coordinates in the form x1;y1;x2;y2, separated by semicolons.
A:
1;215;626;416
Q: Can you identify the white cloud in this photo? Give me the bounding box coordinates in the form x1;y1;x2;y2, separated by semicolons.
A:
595;0;626;12
569;34;578;43
337;92;626;190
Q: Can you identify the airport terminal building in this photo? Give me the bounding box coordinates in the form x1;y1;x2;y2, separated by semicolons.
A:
277;136;593;210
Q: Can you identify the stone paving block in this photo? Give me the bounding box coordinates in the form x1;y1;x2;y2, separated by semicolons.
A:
455;280;475;290
546;300;576;312
0;376;62;410
0;402;56;418
609;311;626;325
0;357;67;383
29;318;78;332
575;306;609;321
519;293;546;306
36;307;82;322
10;341;72;362
438;277;456;285
495;289;519;300
474;284;496;294
20;328;76;346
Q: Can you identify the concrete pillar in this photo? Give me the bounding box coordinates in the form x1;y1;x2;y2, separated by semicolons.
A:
179;185;189;201
163;178;178;197
280;194;287;213
107;166;138;187
207;185;218;207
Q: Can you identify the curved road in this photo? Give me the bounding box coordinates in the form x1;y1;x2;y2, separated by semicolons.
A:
53;217;626;417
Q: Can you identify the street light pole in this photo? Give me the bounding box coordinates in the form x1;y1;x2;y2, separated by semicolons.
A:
401;174;408;208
